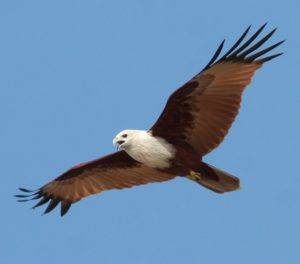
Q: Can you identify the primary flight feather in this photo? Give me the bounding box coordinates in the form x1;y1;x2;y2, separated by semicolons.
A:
16;24;283;216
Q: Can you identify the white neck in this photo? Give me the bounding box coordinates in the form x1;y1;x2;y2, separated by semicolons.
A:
122;130;175;169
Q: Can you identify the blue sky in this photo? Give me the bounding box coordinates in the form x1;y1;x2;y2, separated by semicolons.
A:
1;0;299;263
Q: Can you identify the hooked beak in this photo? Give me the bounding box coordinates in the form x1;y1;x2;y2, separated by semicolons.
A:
113;137;125;150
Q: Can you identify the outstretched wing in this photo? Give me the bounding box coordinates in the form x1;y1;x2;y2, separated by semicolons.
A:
16;151;175;216
150;24;284;156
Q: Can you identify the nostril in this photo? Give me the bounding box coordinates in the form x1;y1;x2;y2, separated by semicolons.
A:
117;140;125;145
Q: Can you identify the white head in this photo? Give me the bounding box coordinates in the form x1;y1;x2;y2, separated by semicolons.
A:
112;129;142;150
112;129;175;169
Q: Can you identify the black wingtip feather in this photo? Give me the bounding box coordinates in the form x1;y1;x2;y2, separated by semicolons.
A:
15;194;31;198
202;39;225;71
255;52;284;63
217;25;251;63
43;199;61;214
32;196;51;209
16;187;73;216
15;188;42;202
61;201;72;216
237;28;277;59
31;194;43;200
245;40;285;62
17;199;32;202
201;24;283;72
227;23;267;59
19;188;36;193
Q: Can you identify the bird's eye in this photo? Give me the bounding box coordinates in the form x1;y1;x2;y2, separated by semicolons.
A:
122;134;128;138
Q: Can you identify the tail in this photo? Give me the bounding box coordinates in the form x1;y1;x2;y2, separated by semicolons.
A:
187;162;240;193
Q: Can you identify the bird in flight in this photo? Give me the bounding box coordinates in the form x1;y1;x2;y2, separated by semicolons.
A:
16;24;283;216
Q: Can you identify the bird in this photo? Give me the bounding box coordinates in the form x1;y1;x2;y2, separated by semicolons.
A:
16;24;283;216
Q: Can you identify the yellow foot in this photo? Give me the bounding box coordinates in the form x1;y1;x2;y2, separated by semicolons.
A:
186;171;202;182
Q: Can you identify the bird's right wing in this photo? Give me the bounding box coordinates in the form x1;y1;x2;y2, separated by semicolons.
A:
16;151;175;216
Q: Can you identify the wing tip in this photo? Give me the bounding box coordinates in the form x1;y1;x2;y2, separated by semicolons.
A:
18;188;36;193
61;201;72;216
202;23;284;71
256;52;284;64
16;187;73;216
202;39;226;71
15;187;40;201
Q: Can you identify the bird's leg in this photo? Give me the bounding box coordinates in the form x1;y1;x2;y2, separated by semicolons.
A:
186;171;202;182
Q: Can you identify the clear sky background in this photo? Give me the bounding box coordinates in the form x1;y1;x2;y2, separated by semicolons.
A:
1;1;299;263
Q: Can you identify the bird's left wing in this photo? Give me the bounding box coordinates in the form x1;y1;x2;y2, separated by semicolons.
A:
150;24;284;157
16;151;175;216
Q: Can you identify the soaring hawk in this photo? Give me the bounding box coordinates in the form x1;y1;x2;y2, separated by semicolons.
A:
16;24;283;216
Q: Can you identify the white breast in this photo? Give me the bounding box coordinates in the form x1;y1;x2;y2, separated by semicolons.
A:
124;131;175;169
